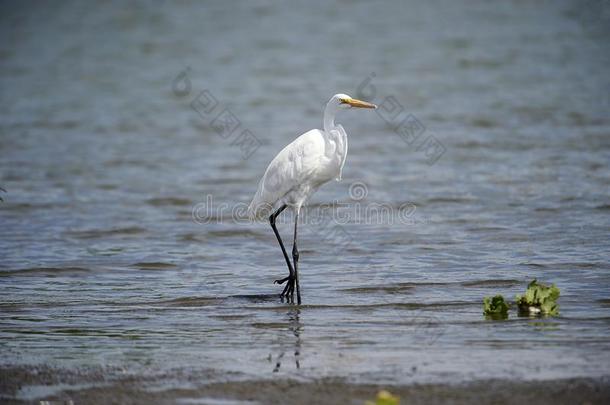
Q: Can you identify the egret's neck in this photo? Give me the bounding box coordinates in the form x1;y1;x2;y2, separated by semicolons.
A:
323;103;339;133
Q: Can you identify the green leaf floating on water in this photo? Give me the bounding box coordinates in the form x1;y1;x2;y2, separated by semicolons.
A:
515;279;560;316
483;294;509;319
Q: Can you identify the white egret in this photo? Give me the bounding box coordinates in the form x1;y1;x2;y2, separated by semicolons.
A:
248;93;376;304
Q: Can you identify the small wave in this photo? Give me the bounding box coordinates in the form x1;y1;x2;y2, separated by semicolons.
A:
460;279;521;287
598;299;610;307
178;233;205;242
207;229;265;238
1;202;61;212
470;118;496;128
295;301;475;310
523;262;548;268
458;58;504;69
251;322;292;329
0;267;90;277
156;296;223;307
96;184;118;190
468;226;510;232
424;196;477;205
523;261;600;270
66;226;147;239
198;177;248;185
146;197;192;207
483;234;531;243
534;207;561;212
342;284;416;294
455;140;489;149
130;262;177;270
211;314;251;321
228;294;280;303
343;279;521;294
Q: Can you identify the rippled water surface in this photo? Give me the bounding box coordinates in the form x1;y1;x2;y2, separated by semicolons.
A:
1;0;610;386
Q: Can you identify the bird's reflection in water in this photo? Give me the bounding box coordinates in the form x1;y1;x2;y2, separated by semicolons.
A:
271;307;302;373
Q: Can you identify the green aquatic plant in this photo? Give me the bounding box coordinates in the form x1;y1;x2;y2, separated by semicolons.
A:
365;390;400;405
515;279;560;316
483;294;509;319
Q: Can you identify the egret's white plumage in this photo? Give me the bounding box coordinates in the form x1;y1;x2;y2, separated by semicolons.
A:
249;94;374;220
248;127;346;220
248;93;376;304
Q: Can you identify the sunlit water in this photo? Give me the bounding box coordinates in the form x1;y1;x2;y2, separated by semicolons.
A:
1;0;609;386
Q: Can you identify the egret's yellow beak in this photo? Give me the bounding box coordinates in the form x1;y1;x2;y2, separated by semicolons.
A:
343;97;377;109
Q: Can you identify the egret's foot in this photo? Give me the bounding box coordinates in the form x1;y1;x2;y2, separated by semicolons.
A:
279;276;295;300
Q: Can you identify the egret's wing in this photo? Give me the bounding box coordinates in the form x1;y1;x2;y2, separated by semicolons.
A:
334;124;347;181
249;129;325;219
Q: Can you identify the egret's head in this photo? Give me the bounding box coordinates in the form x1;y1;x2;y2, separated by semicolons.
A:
330;93;377;110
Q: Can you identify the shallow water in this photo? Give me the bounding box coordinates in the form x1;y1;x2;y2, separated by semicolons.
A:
1;0;610;389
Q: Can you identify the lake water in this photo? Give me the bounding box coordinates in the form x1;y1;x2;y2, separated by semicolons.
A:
1;0;609;393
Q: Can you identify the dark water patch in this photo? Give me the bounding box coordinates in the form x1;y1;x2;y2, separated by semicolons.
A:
482;234;531;243
96;183;118;190
424;196;477;205
470;117;497;128
178;233;205;242
15;328;145;339
66;226;147;239
344;280;522;294
522;262;548;268
8;316;47;322
550;262;601;270
534;207;561;213
441;37;471;49
146;197;192;207
198;177;248;185
460;279;521;287
228;294;280;304
458;57;504;69
104;158;153;168
597;299;610;307
594;204;610;210
467;226;509;233
207;229;265;239
0;267;90;277
341;284;416;294
156;297;224;307
1;202;62;212
296;301;475;311
210;314;251;321
251;322;291;330
378;237;452;248
0;302;25;311
559;316;610;323
30;119;81;130
130;262;178;270
455;140;488;149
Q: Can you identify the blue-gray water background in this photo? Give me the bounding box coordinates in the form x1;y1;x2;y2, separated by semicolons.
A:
1;0;609;392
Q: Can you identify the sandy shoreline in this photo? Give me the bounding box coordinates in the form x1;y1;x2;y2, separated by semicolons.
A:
2;365;609;405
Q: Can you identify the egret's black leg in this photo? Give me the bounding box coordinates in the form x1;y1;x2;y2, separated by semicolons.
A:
292;210;301;305
270;204;295;300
